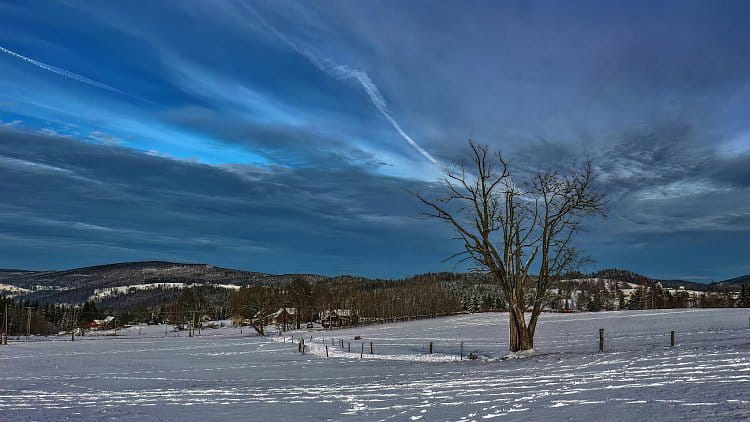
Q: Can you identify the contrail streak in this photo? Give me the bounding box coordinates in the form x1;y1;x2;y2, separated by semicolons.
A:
0;45;138;99
244;5;440;166
332;65;439;165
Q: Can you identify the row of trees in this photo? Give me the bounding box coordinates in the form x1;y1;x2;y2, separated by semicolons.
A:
226;275;464;334
558;281;750;311
0;297;105;336
0;286;233;336
5;280;748;337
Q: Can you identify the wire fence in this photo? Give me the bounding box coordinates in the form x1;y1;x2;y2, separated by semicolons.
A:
3;313;748;361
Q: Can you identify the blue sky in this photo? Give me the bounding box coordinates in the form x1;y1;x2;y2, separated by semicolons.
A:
1;0;749;281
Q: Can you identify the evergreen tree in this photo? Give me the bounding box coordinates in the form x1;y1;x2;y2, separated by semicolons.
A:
627;288;644;310
78;301;100;326
740;284;750;308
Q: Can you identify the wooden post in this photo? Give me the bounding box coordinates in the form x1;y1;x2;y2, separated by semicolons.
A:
370;341;373;354
348;341;351;352
460;341;464;360
2;303;7;346
429;342;433;354
670;330;675;347
360;342;364;358
599;328;605;352
340;339;344;348
325;345;329;357
26;307;32;341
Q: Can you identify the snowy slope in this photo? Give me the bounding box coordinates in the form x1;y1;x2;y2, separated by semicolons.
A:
1;309;748;421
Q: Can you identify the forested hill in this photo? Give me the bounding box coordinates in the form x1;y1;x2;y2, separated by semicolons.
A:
0;261;327;305
0;261;324;290
591;269;748;292
0;262;747;308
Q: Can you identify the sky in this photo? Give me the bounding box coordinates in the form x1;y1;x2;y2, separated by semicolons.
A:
1;0;749;281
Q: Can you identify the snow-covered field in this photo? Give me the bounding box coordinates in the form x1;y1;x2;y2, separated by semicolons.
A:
1;309;749;421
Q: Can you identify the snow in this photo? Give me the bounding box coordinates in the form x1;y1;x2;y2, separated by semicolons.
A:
1;309;749;421
89;282;242;301
0;283;31;297
501;349;537;360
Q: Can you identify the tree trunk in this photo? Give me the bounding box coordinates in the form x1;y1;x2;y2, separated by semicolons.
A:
508;311;519;352
508;307;534;352
518;326;533;350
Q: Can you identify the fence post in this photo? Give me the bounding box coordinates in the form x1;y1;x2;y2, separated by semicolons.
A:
599;328;605;352
429;342;433;354
370;341;373;355
341;339;344;348
360;343;364;358
348;342;351;352
460;341;464;360
326;345;329;357
670;330;675;347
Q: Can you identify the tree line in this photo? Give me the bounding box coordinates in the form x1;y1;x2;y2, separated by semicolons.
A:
3;278;747;337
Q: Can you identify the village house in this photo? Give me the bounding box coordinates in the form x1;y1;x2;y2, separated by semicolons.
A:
89;316;115;330
264;307;297;330
318;309;358;328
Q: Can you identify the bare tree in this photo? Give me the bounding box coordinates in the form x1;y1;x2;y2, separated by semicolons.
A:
415;140;605;352
228;286;278;335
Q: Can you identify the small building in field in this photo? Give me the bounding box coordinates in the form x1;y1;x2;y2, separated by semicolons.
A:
266;307;297;329
89;316;115;330
319;309;358;328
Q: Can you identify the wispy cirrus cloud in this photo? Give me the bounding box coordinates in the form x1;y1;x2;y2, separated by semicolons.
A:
1;1;749;280
242;4;440;166
0;128;450;276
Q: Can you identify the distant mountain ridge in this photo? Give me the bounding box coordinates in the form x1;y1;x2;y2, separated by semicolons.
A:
591;268;748;292
714;275;750;290
0;261;747;306
0;261;325;289
0;261;327;305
